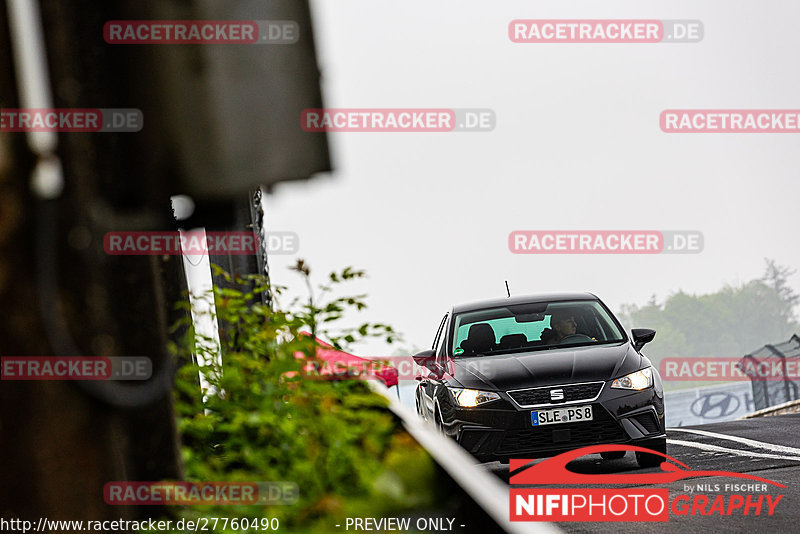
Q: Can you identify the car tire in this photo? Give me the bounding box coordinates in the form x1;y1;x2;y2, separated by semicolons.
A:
635;438;667;468
600;451;626;460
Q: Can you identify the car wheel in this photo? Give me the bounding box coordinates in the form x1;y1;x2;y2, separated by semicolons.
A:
600;451;626;460
635;438;667;468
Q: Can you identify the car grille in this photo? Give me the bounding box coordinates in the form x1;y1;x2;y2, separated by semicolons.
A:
507;382;603;407
496;406;624;454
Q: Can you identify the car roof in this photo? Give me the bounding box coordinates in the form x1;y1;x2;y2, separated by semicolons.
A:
451;292;598;313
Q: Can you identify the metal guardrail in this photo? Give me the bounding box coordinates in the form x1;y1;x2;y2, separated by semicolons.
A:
370;382;562;534
739;334;800;411
739;399;800;419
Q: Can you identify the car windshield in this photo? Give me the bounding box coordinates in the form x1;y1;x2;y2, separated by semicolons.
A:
451;300;625;357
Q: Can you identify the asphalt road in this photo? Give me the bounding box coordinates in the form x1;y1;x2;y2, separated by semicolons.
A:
484;414;800;533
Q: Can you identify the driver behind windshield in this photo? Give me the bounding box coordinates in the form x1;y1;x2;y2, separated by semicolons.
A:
542;311;577;344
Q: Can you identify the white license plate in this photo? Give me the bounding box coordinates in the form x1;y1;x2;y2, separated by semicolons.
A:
531;405;593;426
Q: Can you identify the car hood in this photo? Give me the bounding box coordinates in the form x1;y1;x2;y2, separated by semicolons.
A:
446;342;642;390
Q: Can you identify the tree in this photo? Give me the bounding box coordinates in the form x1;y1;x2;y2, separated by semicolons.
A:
619;261;800;365
762;258;799;324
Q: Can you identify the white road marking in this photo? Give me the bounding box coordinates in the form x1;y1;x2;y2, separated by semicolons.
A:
668;439;800;462
669;427;800;456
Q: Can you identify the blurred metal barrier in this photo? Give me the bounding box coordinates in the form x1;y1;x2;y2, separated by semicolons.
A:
665;382;754;427
370;382;562;534
739;334;800;411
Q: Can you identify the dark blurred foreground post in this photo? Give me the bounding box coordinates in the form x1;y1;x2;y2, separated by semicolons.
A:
0;0;328;525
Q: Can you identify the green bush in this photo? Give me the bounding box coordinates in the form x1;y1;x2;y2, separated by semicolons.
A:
168;263;435;533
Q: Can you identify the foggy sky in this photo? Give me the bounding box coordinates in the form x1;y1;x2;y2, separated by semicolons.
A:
265;0;800;356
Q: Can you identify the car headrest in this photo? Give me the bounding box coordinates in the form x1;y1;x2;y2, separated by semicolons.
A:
540;328;556;343
499;334;527;349
461;323;496;354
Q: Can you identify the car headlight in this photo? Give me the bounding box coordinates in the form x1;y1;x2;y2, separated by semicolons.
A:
611;367;653;390
449;388;501;407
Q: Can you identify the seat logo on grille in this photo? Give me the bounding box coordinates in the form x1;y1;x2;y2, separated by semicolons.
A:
550;388;564;401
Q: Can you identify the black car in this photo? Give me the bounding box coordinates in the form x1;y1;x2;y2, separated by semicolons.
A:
414;293;666;467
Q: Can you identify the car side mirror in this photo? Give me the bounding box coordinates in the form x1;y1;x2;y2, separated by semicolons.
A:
412;349;441;376
631;328;656;352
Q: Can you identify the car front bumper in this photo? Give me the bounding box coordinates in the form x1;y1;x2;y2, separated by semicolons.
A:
441;386;665;463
